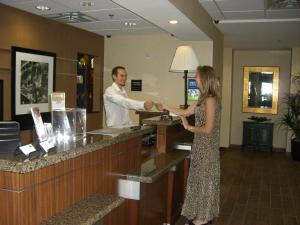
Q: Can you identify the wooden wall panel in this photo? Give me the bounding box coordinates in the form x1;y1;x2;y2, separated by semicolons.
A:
56;58;77;75
0;3;104;141
0;70;11;120
0;49;10;69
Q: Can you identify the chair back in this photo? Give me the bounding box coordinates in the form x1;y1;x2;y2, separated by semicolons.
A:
0;121;21;154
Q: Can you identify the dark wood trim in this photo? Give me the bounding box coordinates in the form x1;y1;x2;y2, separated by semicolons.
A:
0;80;3;120
166;171;175;224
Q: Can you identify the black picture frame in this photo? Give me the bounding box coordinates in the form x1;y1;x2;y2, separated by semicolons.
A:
11;46;56;130
0;80;3;121
131;80;142;91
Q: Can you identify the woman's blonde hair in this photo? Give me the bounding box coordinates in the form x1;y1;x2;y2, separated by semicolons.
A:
197;65;220;106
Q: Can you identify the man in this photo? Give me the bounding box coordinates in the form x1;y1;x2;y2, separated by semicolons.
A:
104;66;153;127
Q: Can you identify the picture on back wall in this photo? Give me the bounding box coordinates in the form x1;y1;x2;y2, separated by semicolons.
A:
11;46;56;130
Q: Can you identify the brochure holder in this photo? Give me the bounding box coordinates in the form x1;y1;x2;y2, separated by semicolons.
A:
31;107;55;153
52;108;86;143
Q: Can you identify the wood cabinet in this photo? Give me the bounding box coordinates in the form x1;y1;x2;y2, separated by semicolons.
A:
242;121;273;151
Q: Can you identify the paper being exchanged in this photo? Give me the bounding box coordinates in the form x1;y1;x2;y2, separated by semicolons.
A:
169;112;179;117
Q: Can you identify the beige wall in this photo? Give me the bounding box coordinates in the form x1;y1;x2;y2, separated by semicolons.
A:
230;50;292;149
220;48;233;148
169;0;224;82
103;34;213;125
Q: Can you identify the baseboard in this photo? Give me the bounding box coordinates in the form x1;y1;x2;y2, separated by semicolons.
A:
219;147;227;151
228;144;286;152
229;144;242;150
272;148;286;153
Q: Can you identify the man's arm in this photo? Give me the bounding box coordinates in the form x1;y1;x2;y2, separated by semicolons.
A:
104;90;146;110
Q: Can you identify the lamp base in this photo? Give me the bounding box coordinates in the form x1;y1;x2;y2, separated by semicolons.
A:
179;104;189;109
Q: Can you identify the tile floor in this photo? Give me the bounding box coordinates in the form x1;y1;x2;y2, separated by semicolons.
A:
175;149;300;225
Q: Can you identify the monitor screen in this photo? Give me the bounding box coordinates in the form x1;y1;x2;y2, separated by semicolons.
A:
187;79;199;101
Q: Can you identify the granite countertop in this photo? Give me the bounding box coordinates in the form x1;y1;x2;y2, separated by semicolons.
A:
125;150;190;183
142;116;181;126
40;193;125;225
0;126;154;173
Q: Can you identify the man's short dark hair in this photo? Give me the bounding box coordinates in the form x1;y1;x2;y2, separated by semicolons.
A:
112;66;125;77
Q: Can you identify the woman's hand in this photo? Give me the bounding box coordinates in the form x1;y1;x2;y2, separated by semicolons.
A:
180;116;190;130
155;102;164;111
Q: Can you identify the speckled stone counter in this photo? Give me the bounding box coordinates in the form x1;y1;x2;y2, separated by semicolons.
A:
40;193;125;225
141;116;181;126
0;126;154;173
124;150;190;183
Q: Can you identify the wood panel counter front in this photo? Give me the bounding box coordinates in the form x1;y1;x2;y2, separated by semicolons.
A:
142;116;193;153
0;122;191;225
0;127;153;225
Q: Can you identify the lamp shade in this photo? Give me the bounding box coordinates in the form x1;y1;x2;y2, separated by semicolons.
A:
169;46;199;73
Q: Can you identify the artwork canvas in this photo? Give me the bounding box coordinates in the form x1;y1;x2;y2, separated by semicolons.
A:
11;47;56;129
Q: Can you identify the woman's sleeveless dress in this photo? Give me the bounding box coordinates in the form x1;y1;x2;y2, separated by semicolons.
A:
181;101;221;222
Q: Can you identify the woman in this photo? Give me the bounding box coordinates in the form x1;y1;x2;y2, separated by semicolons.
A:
156;66;221;225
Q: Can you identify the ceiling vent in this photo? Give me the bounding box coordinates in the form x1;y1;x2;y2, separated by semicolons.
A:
267;0;300;9
45;12;98;23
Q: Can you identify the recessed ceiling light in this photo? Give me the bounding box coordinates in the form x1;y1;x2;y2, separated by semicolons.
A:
124;22;137;27
36;5;50;11
80;1;94;7
169;20;178;24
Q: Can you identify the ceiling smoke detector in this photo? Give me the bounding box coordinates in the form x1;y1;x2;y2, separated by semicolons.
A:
267;0;300;9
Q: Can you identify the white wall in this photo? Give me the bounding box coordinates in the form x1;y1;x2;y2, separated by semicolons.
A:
103;34;213;125
230;50;292;149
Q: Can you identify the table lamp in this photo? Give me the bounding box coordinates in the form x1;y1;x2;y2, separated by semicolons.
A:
170;46;199;108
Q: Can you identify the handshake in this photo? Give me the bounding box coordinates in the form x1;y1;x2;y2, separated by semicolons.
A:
143;100;164;111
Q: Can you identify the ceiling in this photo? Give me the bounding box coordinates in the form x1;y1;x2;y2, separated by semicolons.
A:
0;0;300;48
199;0;300;48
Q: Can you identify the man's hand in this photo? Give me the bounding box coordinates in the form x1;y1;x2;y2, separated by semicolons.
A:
144;100;153;110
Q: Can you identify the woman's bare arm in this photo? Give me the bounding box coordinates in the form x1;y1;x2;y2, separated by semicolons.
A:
156;102;197;116
181;97;216;134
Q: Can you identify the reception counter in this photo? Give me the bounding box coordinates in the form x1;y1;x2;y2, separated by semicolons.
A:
0;118;192;225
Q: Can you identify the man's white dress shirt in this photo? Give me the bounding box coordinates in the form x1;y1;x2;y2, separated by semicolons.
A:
104;82;145;127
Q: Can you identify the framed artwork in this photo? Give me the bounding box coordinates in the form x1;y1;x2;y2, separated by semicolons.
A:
11;46;56;130
0;80;3;121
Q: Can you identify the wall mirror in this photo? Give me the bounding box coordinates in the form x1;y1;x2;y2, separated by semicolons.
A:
243;66;279;114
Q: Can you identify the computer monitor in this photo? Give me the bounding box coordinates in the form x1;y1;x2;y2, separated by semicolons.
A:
187;79;199;101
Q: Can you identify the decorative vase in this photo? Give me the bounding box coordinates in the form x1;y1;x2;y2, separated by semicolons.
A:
291;138;300;161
